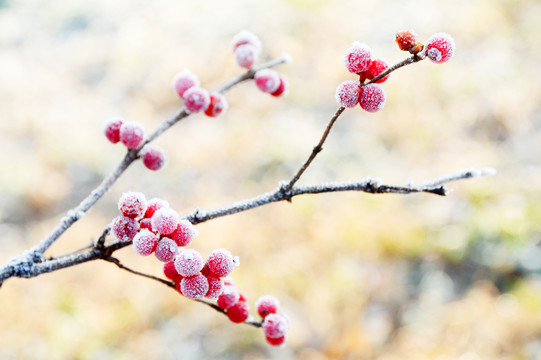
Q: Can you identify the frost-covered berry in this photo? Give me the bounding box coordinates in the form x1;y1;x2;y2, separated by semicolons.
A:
359;83;386;113
118;191;147;219
217;285;240;310
266;335;286;346
205;275;224;298
132;228;158;256
231;30;262;52
151;207;179;235
204;92;228;117
227;300;250;323
234;44;258;69
262;313;289;339
183;86;211;113
144;198;169;219
174;249;204;277
254;69;281;94
112;215;139;242
172;70;200;98
103;117;123;144
256;295;280;318
335;80;361;108
344;42;373;74
119;121;145;149
395;30;417;51
367;59;390;83
141;145;167;171
171;219;198;247
139;218;153;231
180;274;209;299
270;74;288;97
163;261;183;282
426;32;455;63
155;238;178;262
207;248;235;277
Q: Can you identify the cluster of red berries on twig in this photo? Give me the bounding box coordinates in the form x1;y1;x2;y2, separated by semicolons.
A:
335;30;455;112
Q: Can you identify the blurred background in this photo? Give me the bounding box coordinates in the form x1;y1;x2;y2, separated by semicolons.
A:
1;0;541;359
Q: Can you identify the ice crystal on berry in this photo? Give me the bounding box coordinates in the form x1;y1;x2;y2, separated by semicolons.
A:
180;274;209;299
112;215;139;242
141;145;167;171
118;191;147;219
426;32;455;63
132;228;158;256
119;121;145;149
183;86;211;113
359;83;386;112
155;238;178;262
171;219;198;247
103;117;123;144
151;207;179;235
344;42;373;74
207;248;235;277
335;80;361;108
174;249;204;277
172;70;200;98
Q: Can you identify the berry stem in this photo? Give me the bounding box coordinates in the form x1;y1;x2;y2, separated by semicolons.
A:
366;54;425;86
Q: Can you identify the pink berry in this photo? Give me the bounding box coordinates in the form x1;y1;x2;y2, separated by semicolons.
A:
425;32;455;63
270;74;288;97
141;145;167;171
204;92;228;118
256;295;280;318
118;191;147;219
262;313;289;339
359;83;386;113
174;249;204;277
103;117;123;144
231;30;262;52
266;335;286;346
183;86;211;114
254;69;281;93
132;228;158;256
151;207;179;235
205;275;224;298
139;218;153;231
163;261;183;283
367;59;390;83
119;121;145;149
155;237;178;262
217;285;240;310
227;300;250;323
180;274;209;299
344;42;373;74
171;219;199;247
234;44;258;69
335;80;361;108
207;248;235;278
112;215;139;242
172;70;200;98
144;198;169;219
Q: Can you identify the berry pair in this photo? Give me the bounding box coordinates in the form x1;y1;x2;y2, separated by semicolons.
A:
396;30;455;63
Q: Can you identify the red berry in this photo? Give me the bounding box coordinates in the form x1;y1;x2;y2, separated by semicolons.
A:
139;218;153;231
254;69;281;93
155;238;178;262
426;32;455;63
265;335;286;346
112;215;139;242
172;70;200;98
217;285;240;310
227;300;250;323
335;80;361;108
151;207;179;235
171;219;198;247
119;121;145;149
367;59;390;83
144;198;169;219
103;117;123;144
262;313;289;339
141;145;167;171
163;261;183;282
344;42;373;74
118;191;147;219
270;74;288;97
204;92;228;118
231;30;262;52
234;44;258;69
207;248;235;277
132;228;158;256
205;275;224;298
174;249;204;277
201;262;211;276
395;30;417;51
255;295;280;318
180;274;209;299
183;86;211;114
359;83;386;113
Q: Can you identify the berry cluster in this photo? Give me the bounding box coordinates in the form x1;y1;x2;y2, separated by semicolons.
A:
335;30;455;112
172;70;228;117
103;117;167;171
